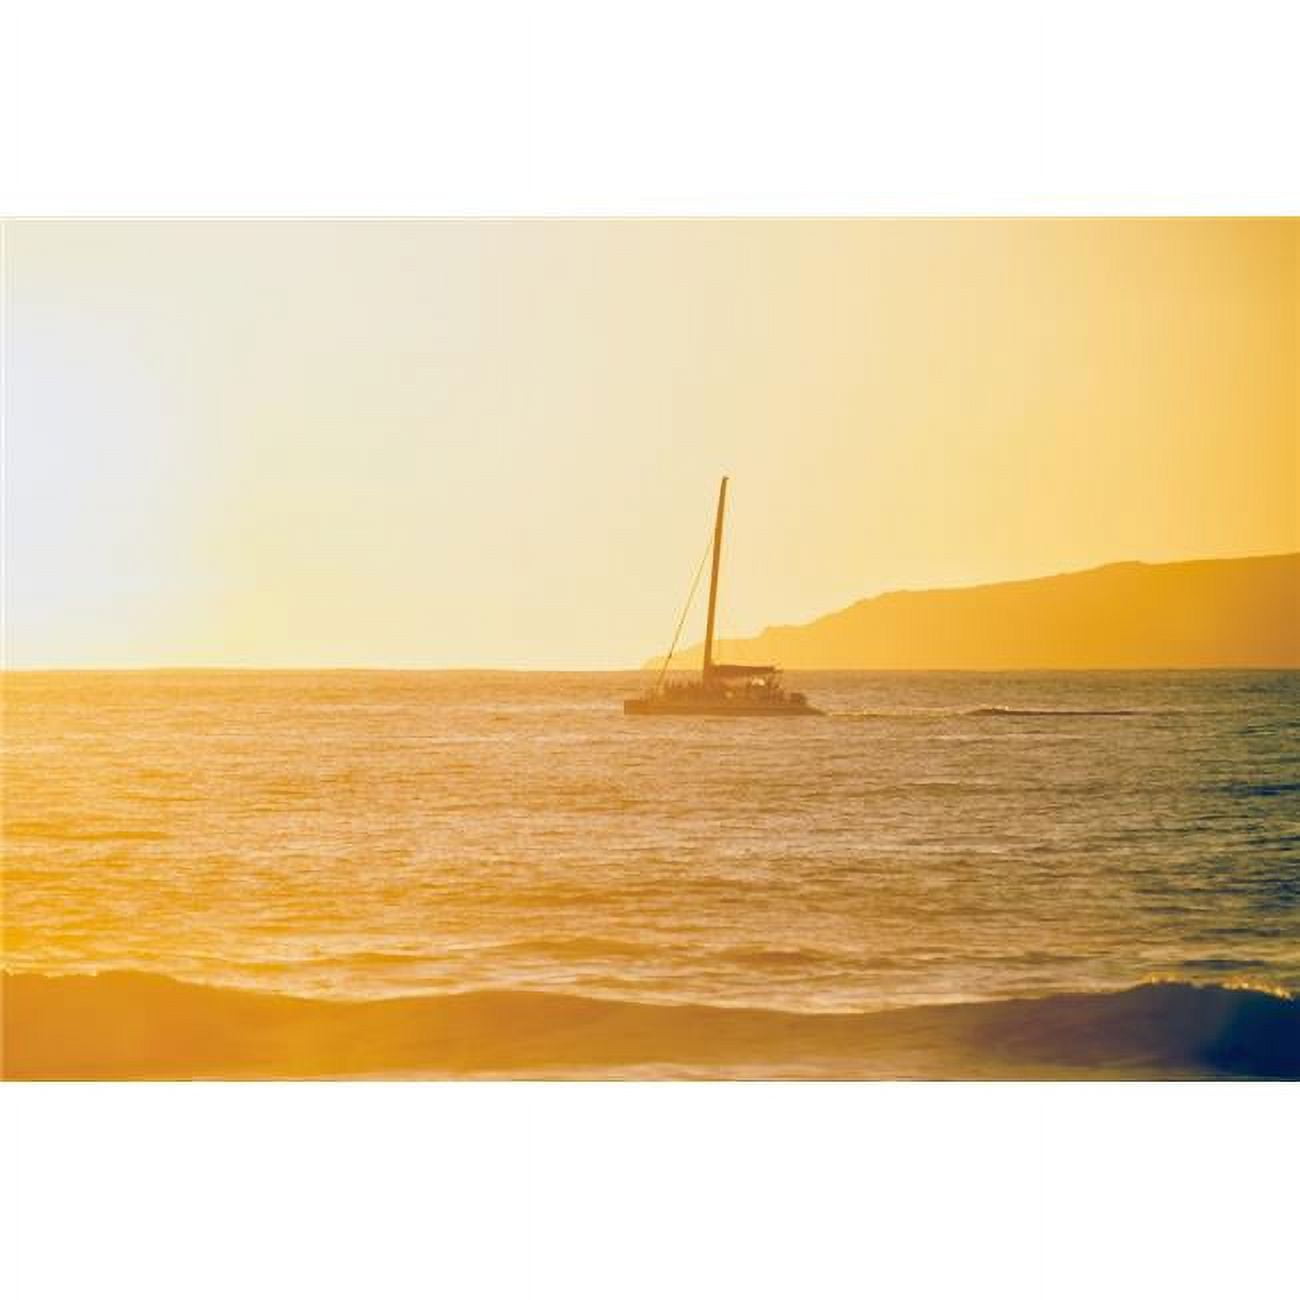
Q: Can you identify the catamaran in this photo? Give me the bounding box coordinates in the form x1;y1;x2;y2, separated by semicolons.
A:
624;477;821;716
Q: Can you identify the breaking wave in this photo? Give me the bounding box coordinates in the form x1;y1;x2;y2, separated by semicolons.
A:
4;972;1296;1080
833;706;1144;720
966;706;1141;717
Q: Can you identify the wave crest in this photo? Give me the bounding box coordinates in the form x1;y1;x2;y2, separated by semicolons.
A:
3;972;1296;1080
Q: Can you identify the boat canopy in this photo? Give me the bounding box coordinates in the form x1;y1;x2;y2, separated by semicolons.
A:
708;663;777;678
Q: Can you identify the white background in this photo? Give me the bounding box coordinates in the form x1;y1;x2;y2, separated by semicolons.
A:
5;0;1300;213
9;1085;1300;1298
4;1;1298;1296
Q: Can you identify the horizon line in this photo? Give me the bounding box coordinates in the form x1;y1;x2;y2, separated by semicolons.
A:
6;665;1298;676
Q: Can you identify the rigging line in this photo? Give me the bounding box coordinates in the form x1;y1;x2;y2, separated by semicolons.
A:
655;530;715;692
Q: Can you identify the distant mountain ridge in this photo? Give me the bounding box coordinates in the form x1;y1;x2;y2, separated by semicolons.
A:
646;553;1299;671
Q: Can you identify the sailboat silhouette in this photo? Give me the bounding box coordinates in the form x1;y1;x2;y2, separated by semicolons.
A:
624;478;821;716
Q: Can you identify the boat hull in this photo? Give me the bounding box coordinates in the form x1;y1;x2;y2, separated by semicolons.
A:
624;697;822;717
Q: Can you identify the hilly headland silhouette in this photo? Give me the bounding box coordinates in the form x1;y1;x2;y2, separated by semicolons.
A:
646;553;1299;671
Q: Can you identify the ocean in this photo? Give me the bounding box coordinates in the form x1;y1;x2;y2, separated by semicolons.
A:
4;669;1298;1078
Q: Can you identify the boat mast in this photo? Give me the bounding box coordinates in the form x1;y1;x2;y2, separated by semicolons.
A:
702;475;728;683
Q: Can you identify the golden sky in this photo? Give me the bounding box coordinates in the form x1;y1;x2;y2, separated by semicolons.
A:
6;219;1296;668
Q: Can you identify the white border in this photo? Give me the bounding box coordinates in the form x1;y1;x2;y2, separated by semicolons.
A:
6;1;1300;215
7;1083;1299;1299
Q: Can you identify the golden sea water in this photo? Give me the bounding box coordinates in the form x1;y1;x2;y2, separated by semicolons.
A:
4;669;1298;1077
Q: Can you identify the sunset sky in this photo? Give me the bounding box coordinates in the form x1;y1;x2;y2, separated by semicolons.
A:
6;219;1296;669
